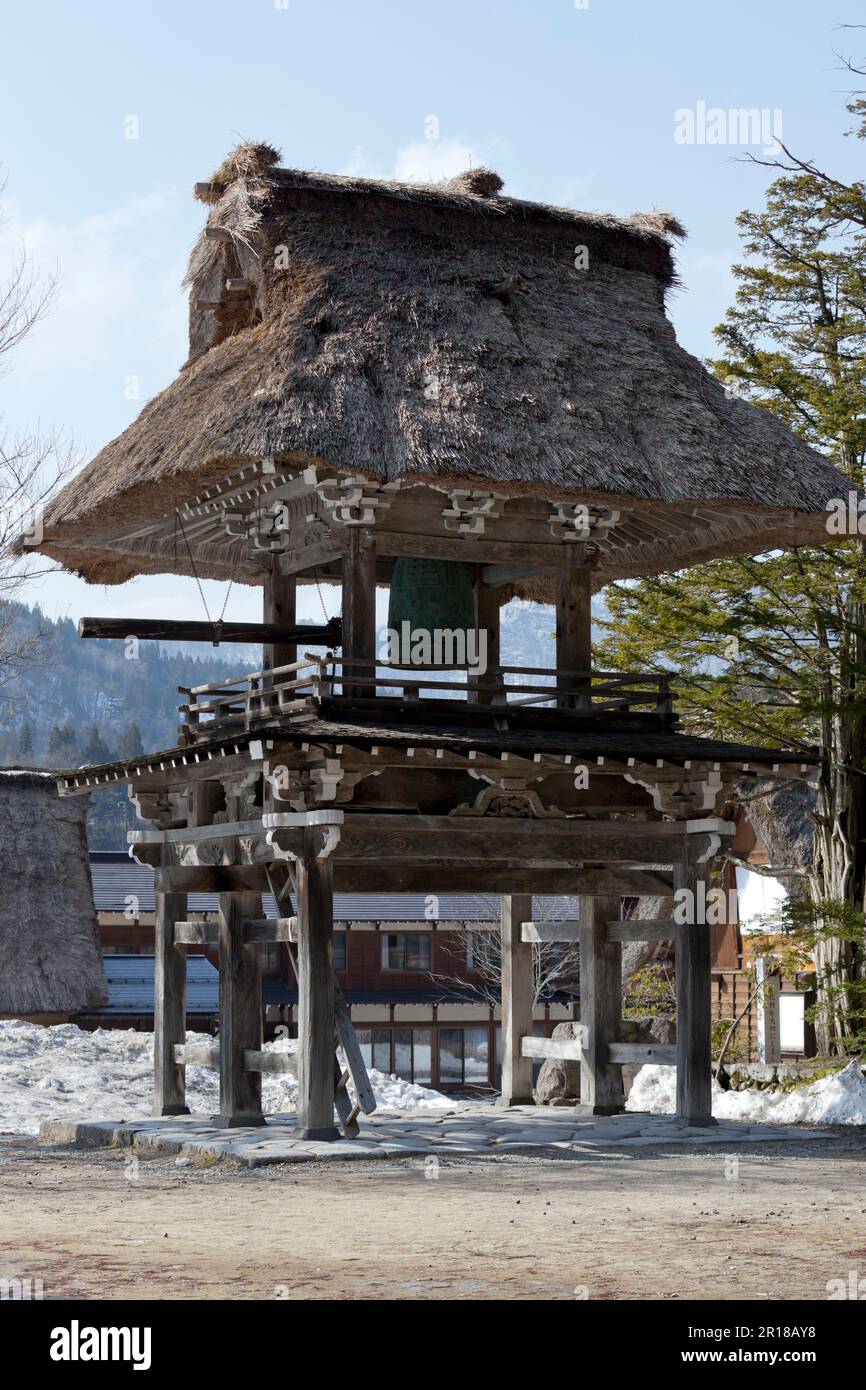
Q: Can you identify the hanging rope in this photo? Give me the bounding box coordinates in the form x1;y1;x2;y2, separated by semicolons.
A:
174;511;234;639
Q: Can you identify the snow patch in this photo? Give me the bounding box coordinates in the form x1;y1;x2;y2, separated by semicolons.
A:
626;1060;866;1126
0;1021;453;1136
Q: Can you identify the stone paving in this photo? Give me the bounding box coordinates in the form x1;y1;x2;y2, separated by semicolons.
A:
38;1105;836;1168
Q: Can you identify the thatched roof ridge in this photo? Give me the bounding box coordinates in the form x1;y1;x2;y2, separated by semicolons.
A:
0;775;106;1015
28;142;851;584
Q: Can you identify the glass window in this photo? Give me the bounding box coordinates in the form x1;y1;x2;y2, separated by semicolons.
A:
405;935;431;970
332;933;347;972
355;1028;372;1072
394;1029;412;1080
464;1026;489;1083
413;1028;432;1085
372;1028;391;1074
380;933;432;971
381;934;403;969
438;1028;463;1083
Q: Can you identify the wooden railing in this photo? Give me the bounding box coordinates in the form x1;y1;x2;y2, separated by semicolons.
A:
177;653;675;743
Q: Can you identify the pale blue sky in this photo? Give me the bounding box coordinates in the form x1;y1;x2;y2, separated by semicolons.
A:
1;0;862;627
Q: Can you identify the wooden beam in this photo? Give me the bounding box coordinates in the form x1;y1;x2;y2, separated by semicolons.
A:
521;1034;585;1061
342;529;377;698
578;896;624;1115
173;1044;298;1076
295;827;339;1140
500;894;535;1105
161;865;275;894
174;921;219;946
521;920;579;943
78;615;340;646
263;556;297;677
607;1043;677;1065
471;576;501;705
334;987;376;1115
214;891;266;1127
556;545;592;710
174;918;295;946
153;867;189;1117
173;1041;219;1069
674;854;716;1126
245;1050;296;1075
329;865;675;895
605;920;677;943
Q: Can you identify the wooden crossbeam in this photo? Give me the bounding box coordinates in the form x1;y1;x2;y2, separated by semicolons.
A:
172;1043;298;1075
520;1033;586;1062
519;1036;676;1066
606;1043;676;1065
521;920;579;943
605;920;677;943
173;918;297;946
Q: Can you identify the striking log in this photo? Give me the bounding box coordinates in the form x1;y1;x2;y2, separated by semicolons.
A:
78;615;341;647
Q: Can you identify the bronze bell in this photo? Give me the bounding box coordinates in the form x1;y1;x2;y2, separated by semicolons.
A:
387;558;477;664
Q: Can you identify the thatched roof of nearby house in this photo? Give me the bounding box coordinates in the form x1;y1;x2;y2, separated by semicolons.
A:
0;771;106;1016
26;141;849;591
738;777;815;887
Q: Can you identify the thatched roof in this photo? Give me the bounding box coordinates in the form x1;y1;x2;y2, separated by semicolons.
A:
740;777;815;882
0;771;106;1015
29;141;849;588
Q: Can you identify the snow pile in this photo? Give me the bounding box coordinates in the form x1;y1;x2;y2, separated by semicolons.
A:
0;1021;453;1136
626;1060;866;1126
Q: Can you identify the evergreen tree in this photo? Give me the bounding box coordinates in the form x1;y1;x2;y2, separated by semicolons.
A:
82;724;113;765
598;78;866;1052
116;720;144;760
16;717;34;758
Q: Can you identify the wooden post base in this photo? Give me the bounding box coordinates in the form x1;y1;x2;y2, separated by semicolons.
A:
159;1103;191;1117
574;1102;624;1117
293;1124;341;1142
211;1113;268;1129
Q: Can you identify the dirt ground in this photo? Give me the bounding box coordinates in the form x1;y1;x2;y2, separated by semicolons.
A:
2;1132;866;1300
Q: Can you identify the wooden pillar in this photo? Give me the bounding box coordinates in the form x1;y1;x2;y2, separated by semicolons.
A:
295;827;339;1140
263;555;297;676
342;528;376;696
577;895;624;1114
755;955;782;1064
499;894;535;1105
214;890;265;1127
153;865;189;1116
556;544;592;709
674;851;716;1126
472;576;501;704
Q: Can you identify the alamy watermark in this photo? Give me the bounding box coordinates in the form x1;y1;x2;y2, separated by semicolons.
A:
674;101;782;156
379;622;488;675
